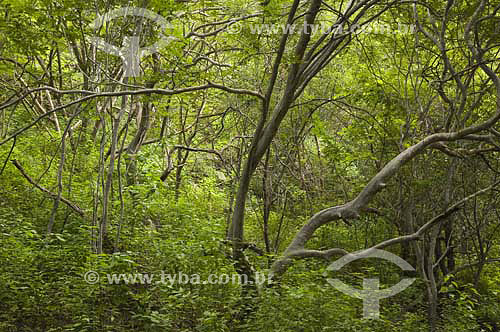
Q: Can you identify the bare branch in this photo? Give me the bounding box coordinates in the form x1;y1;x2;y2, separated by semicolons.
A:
0;83;264;147
11;159;85;217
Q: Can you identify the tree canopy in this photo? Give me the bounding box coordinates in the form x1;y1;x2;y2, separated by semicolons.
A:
1;0;500;331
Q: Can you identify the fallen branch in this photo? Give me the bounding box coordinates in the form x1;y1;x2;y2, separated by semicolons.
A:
450;258;500;276
270;180;500;278
364;180;500;251
437;258;500;289
11;159;85;217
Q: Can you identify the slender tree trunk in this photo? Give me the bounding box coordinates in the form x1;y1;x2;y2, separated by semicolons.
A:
262;147;272;254
99;78;128;253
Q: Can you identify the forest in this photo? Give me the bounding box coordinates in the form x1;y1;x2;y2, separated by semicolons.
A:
1;0;500;331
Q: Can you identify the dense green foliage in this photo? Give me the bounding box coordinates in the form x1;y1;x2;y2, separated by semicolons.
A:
1;0;500;331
